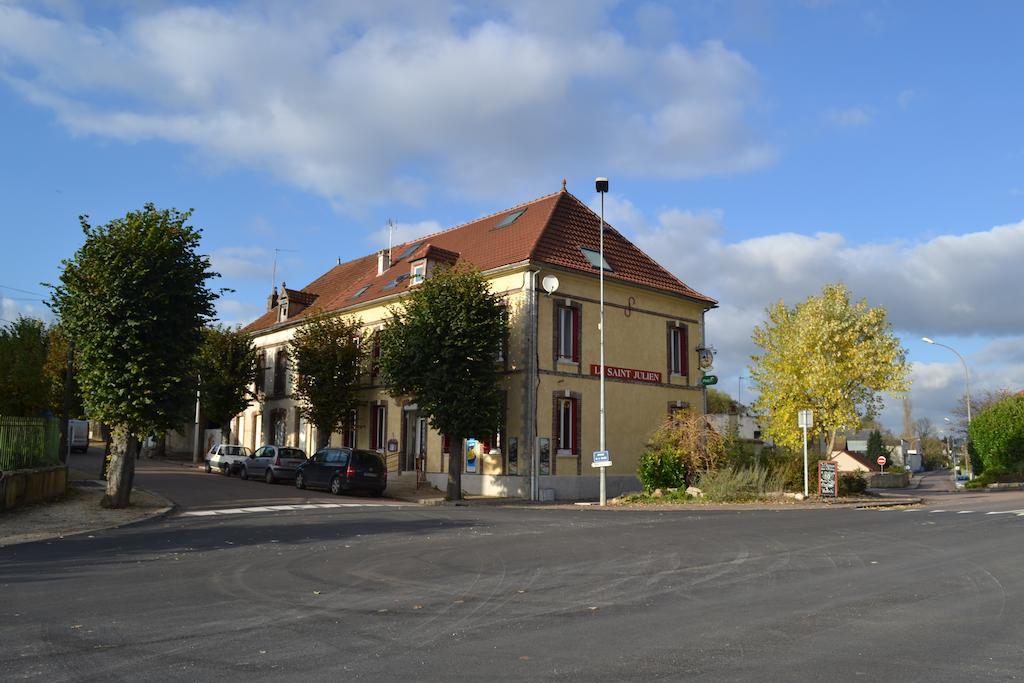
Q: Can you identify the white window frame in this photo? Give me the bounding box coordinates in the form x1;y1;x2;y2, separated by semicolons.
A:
411;261;426;285
670;326;687;376
373;404;387;452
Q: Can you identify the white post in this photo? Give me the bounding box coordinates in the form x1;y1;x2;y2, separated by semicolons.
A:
599;185;607;507
192;374;201;465
802;424;809;497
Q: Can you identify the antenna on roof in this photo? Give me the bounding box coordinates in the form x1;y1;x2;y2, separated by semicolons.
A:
387;219;394;257
271;248;299;293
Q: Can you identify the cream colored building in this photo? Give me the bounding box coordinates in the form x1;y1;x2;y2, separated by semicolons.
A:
239;186;717;500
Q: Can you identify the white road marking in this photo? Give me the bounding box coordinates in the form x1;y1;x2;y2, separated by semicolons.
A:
181;502;409;517
956;511;974;514
986;509;1024;515
930;510;946;513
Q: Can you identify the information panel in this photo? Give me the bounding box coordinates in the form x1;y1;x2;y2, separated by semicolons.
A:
818;460;838;498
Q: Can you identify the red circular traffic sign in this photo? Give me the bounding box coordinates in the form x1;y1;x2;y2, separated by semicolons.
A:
877;456;886;466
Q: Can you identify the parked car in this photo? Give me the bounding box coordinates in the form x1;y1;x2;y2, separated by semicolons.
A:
205;444;252;474
295;447;387;497
240;445;307;484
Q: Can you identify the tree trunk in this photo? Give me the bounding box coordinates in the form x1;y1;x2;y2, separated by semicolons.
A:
316;424;330;450
102;429;137;509
100;423;112;479
827;430;837;458
447;434;463;501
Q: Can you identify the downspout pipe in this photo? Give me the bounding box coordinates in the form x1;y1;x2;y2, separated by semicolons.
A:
526;269;540;501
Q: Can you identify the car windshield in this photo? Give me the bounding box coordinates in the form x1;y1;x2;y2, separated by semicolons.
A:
280;448;305;459
220;446;250;456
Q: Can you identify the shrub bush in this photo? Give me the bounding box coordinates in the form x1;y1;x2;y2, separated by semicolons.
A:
696;465;786;502
637;446;686;492
839;471;867;495
969;396;1024;474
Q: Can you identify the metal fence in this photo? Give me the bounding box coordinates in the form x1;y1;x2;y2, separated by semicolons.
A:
0;417;61;471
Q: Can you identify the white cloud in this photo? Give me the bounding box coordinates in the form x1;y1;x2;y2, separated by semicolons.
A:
216;298;268;328
897;88;917;110
0;2;774;207
365;220;445;249
825;106;872;127
1;295;49;324
615;200;1024;428
210;246;271;281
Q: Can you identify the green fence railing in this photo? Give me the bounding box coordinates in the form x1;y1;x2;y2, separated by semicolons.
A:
0;416;61;471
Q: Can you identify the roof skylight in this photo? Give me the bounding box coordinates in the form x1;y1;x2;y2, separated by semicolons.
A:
396;242;423;261
494;209;526;229
351;284;371;299
580;248;613;271
382;274;410;291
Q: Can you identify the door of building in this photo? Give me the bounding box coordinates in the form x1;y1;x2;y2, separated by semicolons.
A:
402;409;428;472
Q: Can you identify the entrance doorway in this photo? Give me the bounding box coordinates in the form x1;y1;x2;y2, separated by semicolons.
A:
402;408;427;472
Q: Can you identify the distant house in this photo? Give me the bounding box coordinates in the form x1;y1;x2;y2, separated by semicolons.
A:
829;449;875;473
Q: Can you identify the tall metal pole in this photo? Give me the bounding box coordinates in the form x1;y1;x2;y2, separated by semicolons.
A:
598;180;607;507
923;338;973;478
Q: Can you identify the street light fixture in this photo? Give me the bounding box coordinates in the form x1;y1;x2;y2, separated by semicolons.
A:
596;177;609;507
923;337;973;478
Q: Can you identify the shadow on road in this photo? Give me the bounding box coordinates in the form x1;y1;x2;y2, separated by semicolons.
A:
0;514;477;583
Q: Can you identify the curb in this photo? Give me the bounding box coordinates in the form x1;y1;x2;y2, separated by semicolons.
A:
0;485;177;549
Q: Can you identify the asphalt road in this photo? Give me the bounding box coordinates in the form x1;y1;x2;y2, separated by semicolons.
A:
4;461;1024;680
67;448;388;510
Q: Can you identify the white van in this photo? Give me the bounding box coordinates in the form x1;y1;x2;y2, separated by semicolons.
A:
68;419;90;453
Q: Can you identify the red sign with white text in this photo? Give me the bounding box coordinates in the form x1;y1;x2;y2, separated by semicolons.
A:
590;364;662;384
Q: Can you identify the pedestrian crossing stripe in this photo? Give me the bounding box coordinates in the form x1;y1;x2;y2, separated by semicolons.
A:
182;502;409;517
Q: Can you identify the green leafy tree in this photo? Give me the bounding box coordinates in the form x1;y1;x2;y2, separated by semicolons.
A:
288;312;365;450
706;387;735;414
50;205;217;508
42;324;84;419
377;264;506;500
750;283;911;455
969;395;1024;475
0;316;50;416
195;325;259;449
866;429;886;462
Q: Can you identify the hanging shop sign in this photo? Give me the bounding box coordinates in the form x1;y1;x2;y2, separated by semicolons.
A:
589;364;662;384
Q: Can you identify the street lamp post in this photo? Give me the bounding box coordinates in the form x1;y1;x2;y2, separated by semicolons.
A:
924;337;972;478
596;177;609;507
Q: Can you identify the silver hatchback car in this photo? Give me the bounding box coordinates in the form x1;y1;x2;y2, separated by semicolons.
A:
240;445;307;484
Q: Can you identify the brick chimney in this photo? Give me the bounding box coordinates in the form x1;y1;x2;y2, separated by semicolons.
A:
377;249;391;276
266;285;279;311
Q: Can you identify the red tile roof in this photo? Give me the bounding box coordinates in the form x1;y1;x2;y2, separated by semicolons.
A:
243;189;716;333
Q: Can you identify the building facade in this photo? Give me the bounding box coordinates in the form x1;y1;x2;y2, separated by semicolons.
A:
239;187;717;500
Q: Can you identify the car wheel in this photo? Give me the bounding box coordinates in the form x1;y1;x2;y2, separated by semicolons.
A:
240;467;248;481
295;472;305;490
265;468;275;485
205;461;212;473
330;476;342;496
221;463;232;476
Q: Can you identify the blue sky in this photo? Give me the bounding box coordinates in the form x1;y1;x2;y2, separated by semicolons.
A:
2;0;1022;434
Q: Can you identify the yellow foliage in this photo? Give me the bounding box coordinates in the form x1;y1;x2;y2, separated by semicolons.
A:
750;283;910;451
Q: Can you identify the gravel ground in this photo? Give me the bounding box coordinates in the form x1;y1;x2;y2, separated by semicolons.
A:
0;482;172;548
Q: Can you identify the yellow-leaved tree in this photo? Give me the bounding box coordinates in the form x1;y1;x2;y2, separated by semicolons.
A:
750;283;910;455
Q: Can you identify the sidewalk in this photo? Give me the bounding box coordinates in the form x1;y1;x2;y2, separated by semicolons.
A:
0;469;174;548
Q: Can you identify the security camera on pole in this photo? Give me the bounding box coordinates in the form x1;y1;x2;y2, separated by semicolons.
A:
798;409;813;497
593;177;611;506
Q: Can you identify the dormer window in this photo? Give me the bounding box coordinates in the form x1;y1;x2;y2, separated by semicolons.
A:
410;261;426;285
278;301;288;322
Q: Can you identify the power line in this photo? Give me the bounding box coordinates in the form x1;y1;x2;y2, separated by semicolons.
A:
0;284;44;297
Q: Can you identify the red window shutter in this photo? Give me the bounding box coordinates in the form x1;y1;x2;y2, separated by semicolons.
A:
679;327;688;376
571;307;580;362
570;398;579;454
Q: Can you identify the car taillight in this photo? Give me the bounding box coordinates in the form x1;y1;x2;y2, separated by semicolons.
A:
346;465;356;478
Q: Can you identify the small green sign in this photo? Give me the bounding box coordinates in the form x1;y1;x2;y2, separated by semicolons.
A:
701;375;718;386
